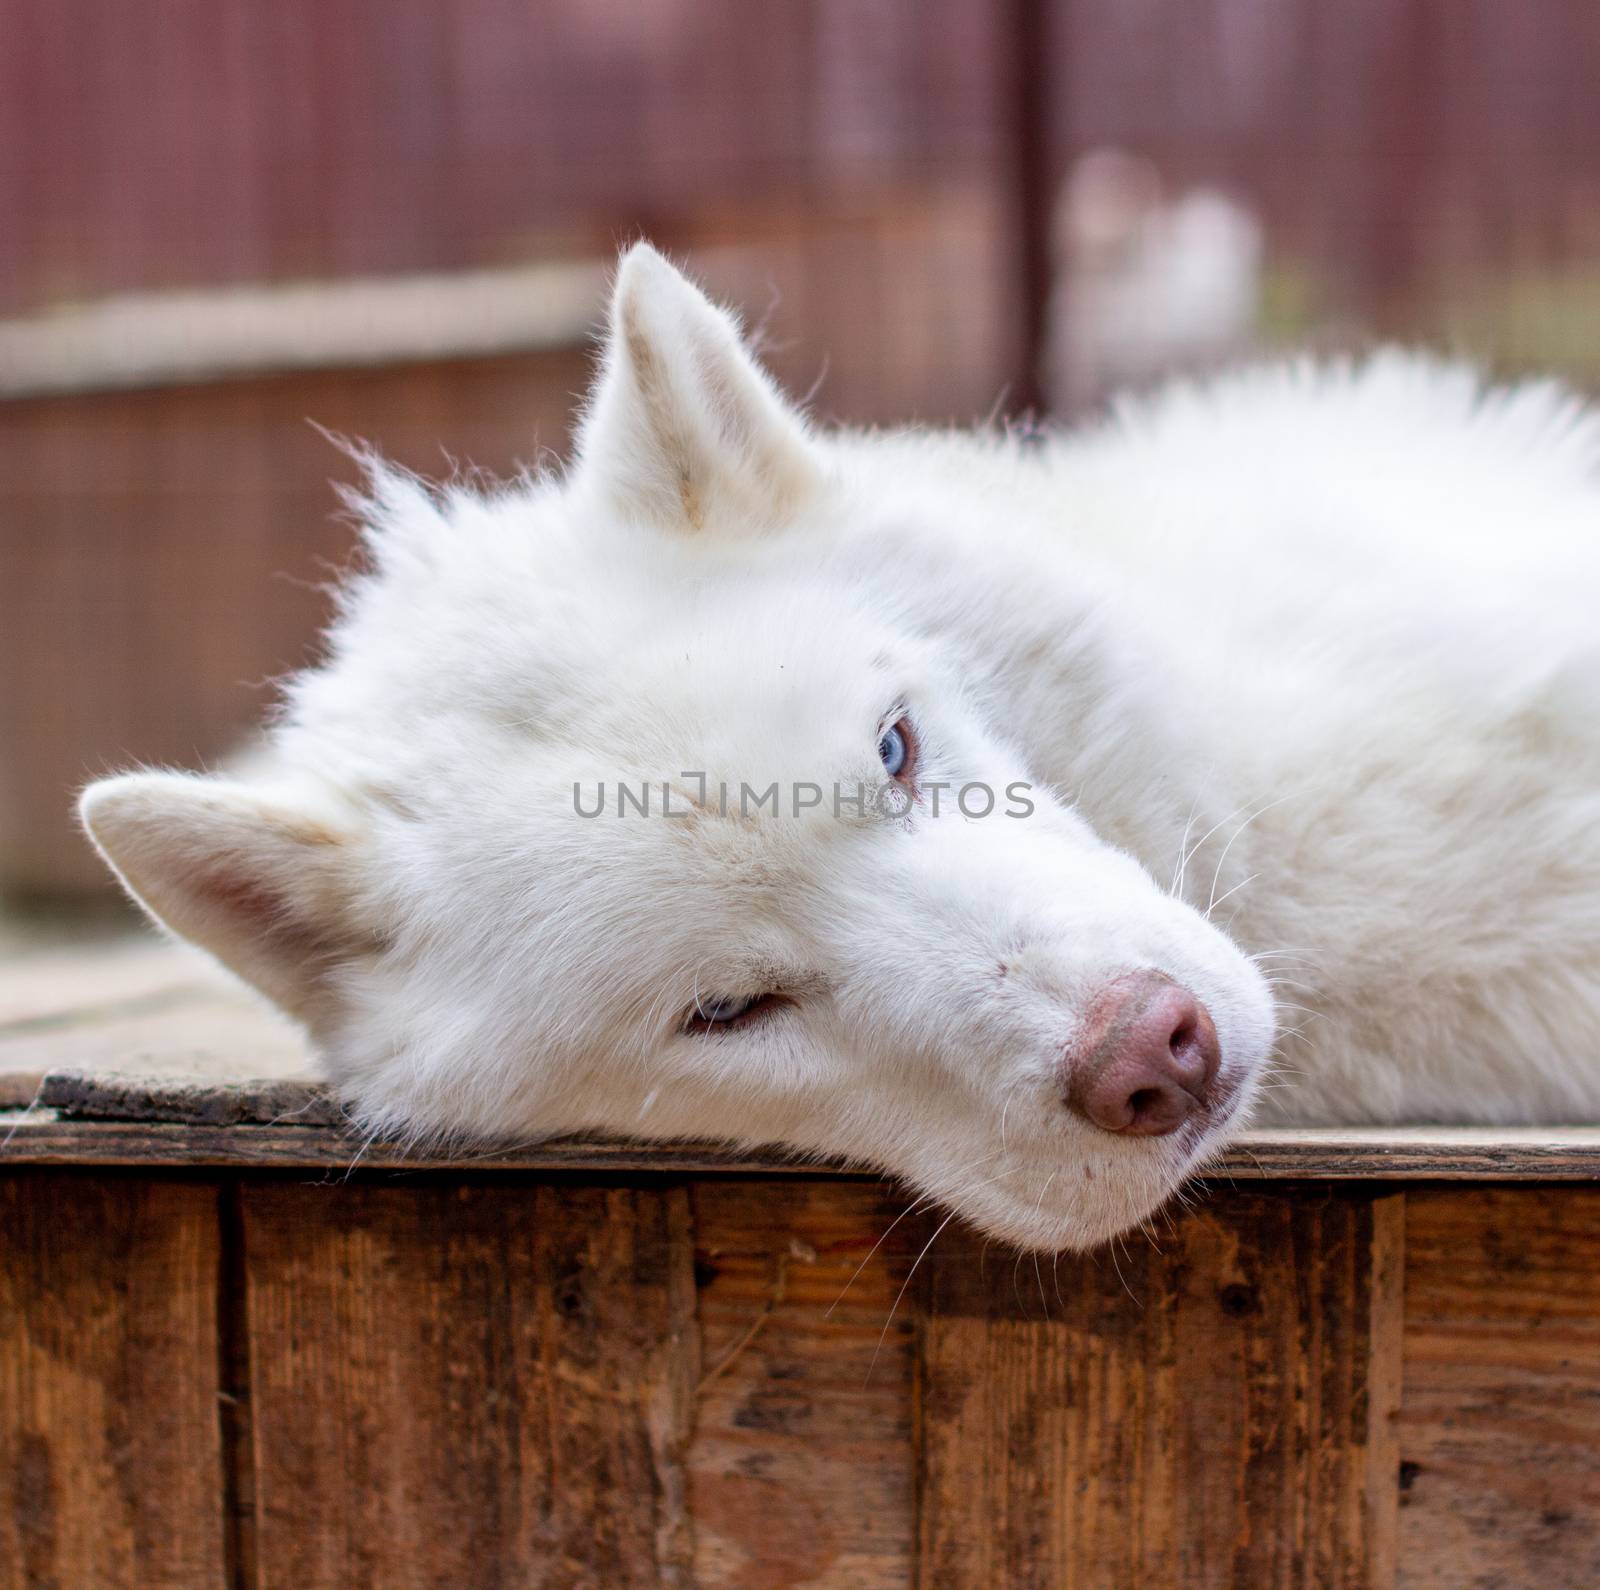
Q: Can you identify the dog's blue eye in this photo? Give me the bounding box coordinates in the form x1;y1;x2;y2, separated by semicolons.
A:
879;723;908;777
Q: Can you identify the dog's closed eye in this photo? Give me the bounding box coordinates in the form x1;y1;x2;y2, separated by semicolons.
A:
685;991;791;1033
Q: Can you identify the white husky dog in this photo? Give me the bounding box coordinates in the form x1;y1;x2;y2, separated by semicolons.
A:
81;245;1600;1250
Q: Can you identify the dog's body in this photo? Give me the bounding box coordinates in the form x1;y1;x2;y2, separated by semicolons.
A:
83;247;1600;1249
987;358;1600;1128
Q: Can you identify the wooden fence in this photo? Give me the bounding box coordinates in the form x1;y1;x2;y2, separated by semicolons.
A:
3;1143;1598;1586
6;0;1600;900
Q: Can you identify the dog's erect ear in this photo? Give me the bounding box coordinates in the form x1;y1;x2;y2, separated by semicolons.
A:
574;243;822;532
80;772;375;1025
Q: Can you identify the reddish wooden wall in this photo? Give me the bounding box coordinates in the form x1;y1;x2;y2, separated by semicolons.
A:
8;1;1599;340
0;0;1006;313
5;0;1600;898
3;1171;1598;1587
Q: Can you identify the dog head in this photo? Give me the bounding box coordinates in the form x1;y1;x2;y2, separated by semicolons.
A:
82;245;1275;1250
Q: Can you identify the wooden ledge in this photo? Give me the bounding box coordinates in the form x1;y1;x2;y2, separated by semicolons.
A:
0;259;604;397
3;1085;1599;1180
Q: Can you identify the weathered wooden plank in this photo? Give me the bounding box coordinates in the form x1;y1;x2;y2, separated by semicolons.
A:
1398;1187;1600;1588
0;1173;225;1587
915;1190;1405;1588
39;1068;343;1128
1209;1126;1600;1179
241;1180;699;1587
0;1112;867;1175
6;1109;1600;1181
688;1180;919;1588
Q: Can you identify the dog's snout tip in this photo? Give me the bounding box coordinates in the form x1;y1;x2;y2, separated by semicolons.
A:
1063;970;1221;1138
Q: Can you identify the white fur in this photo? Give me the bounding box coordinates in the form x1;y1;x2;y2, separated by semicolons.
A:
81;245;1600;1250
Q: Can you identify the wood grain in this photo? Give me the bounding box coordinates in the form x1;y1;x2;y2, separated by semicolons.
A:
240;1180;699;1588
0;1112;872;1176
8;1106;1600;1183
1398;1187;1600;1588
915;1190;1405;1588
688;1180;920;1588
0;1173;225;1588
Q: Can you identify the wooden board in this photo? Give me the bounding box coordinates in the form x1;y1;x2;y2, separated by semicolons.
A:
8;1107;1600;1183
688;1180;920;1588
915;1190;1405;1587
0;1173;225;1588
5;1163;1600;1587
0;1112;866;1176
1398;1186;1600;1589
240;1180;699;1587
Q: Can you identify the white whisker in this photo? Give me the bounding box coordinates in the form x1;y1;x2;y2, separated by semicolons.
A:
869;1207;962;1382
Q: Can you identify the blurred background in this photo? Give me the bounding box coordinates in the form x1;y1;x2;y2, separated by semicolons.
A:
3;0;1600;905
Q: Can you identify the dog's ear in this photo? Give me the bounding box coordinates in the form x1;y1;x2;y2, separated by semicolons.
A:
80;771;375;1026
574;243;822;532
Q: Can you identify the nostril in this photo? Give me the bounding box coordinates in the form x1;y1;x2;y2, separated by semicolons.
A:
1062;970;1223;1138
1168;1002;1221;1096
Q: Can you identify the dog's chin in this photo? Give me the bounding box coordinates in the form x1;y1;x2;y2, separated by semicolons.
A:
944;1082;1255;1254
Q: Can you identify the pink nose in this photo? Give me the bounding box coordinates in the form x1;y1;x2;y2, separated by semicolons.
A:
1064;970;1221;1136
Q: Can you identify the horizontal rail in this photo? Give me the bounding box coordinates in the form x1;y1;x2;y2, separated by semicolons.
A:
0;258;609;398
3;1110;1599;1180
